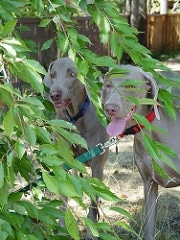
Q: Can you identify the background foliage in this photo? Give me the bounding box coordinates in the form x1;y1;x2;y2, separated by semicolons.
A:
0;0;179;239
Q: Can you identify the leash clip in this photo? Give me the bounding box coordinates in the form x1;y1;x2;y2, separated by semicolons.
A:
98;137;120;154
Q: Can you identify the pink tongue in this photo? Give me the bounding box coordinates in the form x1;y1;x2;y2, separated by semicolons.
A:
106;118;126;136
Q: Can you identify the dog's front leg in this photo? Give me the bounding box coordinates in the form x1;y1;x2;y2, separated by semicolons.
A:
144;179;158;240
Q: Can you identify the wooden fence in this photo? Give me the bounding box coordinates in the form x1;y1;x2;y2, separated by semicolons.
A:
9;15;178;91
147;13;180;53
17;14;180;67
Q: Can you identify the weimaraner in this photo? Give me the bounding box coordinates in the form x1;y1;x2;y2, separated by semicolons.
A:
101;64;180;240
43;57;109;239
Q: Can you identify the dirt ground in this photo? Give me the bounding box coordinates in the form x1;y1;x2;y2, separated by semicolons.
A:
102;136;180;240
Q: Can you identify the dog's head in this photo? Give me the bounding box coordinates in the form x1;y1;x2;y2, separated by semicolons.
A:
43;57;82;110
101;65;160;136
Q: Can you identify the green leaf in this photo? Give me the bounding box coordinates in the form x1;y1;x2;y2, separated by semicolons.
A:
96;222;112;232
159;151;179;174
68;27;78;40
0;219;13;240
57;31;69;56
119;79;144;86
16;229;28;240
79;0;87;11
0;162;4;188
42;206;64;219
125;96;139;105
0;179;9;207
27;234;40;240
14;140;26;160
110;31;118;56
143;134;179;175
143;134;160;160
34;0;44;13
25;124;36;147
40;143;59;155
35;126;52;144
42;172;60;195
3;107;14;137
0;229;8;240
156;141;177;158
14;156;32;182
152;159;169;178
104;5;120;18
137;98;159;106
107;68;129;79
79;177;96;202
91;7;101;25
134;113;152;132
39;18;51;27
49;119;77;131
0;87;13;107
59;180;81;198
78;34;91;44
83;217;99;237
0;82;21;97
99;233;117;240
38;209;56;225
0;43;16;58
58;129;88;149
158;89;176;119
100;16;110;34
0;19;17;37
93;186;120;201
20;201;39;219
110;206;133;220
43;155;63;167
10;62;44;95
23;59;46;75
115;221;141;239
41;38;54;51
95;56;117;68
24;96;45;109
77;59;89;75
65;208;80;240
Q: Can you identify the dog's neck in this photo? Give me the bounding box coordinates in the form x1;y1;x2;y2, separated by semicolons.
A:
62;87;91;124
66;87;87;116
129;105;153;128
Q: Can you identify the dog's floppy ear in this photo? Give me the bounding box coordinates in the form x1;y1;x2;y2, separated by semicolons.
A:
141;70;160;120
48;62;54;74
43;62;54;99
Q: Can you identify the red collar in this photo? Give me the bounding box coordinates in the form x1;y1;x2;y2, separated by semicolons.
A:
119;107;157;138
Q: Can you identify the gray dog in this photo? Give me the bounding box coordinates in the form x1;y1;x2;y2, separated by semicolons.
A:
101;65;180;240
44;57;109;239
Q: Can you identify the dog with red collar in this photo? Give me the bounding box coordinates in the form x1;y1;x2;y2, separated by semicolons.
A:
101;64;180;240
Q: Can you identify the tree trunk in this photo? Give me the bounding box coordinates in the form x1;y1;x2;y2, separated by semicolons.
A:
124;0;131;16
159;0;168;14
139;0;147;46
130;0;140;28
124;0;147;46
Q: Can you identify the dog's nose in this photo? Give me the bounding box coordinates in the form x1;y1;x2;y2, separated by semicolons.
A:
50;90;62;100
105;104;119;117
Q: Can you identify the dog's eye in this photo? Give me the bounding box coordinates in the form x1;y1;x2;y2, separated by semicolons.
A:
69;72;76;77
125;85;135;89
50;71;56;79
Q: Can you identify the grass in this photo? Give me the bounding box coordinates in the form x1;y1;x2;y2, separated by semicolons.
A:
103;137;180;240
154;50;180;61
